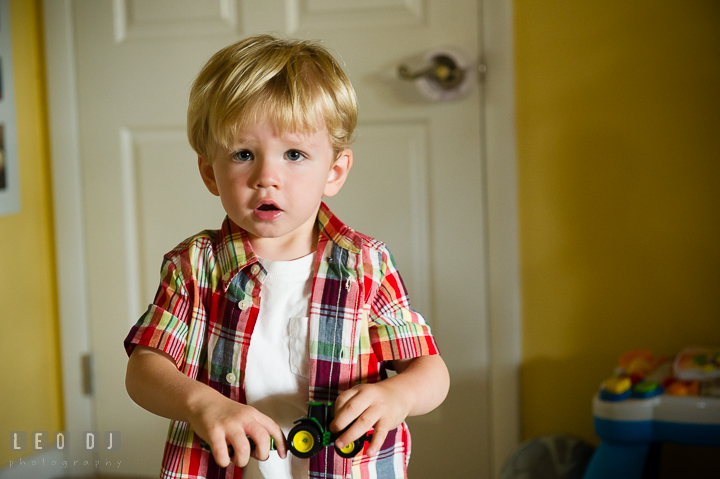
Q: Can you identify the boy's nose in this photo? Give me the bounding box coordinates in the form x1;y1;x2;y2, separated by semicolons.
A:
253;158;281;189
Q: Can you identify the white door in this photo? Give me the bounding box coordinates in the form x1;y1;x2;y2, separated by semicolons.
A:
46;1;511;477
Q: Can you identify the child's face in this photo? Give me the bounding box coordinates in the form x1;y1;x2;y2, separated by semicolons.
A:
199;120;352;254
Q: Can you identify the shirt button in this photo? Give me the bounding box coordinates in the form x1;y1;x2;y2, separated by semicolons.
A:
226;372;236;384
238;299;251;310
250;264;261;275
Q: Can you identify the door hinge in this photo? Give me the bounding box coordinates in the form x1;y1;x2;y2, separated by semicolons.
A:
81;353;94;396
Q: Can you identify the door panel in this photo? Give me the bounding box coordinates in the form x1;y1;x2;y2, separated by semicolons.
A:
71;0;488;476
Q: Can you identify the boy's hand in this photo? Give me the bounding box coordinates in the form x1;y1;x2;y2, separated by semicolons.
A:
330;380;413;457
329;355;449;457
126;346;295;468
187;391;287;468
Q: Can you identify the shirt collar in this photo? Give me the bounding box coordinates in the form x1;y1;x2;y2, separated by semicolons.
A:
217;201;360;291
316;201;361;255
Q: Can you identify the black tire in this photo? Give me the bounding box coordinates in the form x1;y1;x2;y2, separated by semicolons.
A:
288;422;323;459
334;436;365;459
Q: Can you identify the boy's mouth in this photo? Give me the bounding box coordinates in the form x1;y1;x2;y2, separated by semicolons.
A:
257;204;280;211
253;200;283;221
254;199;282;210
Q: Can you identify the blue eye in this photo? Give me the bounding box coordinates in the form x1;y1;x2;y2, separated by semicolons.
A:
233;150;253;162
286;150;305;162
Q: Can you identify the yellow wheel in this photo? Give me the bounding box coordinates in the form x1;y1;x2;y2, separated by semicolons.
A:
292;430;315;454
288;423;322;459
339;442;355;455
335;437;364;459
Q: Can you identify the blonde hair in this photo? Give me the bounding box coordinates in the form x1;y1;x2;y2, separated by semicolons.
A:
187;34;357;160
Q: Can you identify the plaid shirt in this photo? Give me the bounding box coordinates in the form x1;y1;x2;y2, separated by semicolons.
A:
124;203;439;479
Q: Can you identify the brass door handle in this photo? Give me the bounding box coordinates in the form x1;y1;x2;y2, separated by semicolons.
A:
398;53;466;91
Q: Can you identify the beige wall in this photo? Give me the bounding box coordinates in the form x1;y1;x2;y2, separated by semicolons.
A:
0;0;63;466
516;1;720;441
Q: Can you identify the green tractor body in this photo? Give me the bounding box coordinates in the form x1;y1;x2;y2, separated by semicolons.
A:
287;401;371;459
213;401;371;460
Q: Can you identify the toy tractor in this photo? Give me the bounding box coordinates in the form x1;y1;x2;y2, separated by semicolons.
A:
288;401;371;459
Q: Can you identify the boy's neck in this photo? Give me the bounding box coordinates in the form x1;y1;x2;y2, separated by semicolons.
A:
249;225;320;261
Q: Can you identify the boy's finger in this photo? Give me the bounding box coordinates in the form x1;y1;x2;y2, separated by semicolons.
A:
334;387;360;414
208;438;231;468
245;422;274;461
334;411;377;450
227;434;252;468
365;428;388;457
332;392;368;432
255;414;287;459
204;434;231;467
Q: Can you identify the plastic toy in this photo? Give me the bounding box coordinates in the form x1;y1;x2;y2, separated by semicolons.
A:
583;348;720;479
226;437;276;458
287;401;372;459
672;347;720;381
206;401;372;460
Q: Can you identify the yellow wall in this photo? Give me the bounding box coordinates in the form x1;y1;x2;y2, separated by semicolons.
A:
516;2;720;442
0;0;63;465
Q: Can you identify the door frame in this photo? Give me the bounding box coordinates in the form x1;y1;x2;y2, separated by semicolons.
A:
43;1;521;476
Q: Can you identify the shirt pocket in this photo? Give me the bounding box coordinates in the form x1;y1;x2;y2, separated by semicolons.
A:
287;316;309;378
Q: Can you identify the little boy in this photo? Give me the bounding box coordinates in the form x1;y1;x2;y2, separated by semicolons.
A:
124;34;449;479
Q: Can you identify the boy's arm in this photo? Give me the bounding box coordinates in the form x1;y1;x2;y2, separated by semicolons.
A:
125;345;287;467
330;354;449;456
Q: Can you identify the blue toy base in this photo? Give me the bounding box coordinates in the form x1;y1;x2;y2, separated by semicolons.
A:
583;442;649;479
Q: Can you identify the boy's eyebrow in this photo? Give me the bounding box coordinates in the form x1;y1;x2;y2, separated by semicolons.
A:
228;131;321;149
230;136;254;145
228;132;260;144
224;135;263;150
283;135;315;147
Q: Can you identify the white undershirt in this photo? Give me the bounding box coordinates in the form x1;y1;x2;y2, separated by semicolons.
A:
243;253;314;479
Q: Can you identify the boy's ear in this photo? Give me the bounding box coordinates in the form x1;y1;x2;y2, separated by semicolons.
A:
198;156;220;196
324;149;353;198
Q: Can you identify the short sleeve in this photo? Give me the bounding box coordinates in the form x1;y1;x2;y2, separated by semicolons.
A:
123;255;191;368
368;246;439;362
